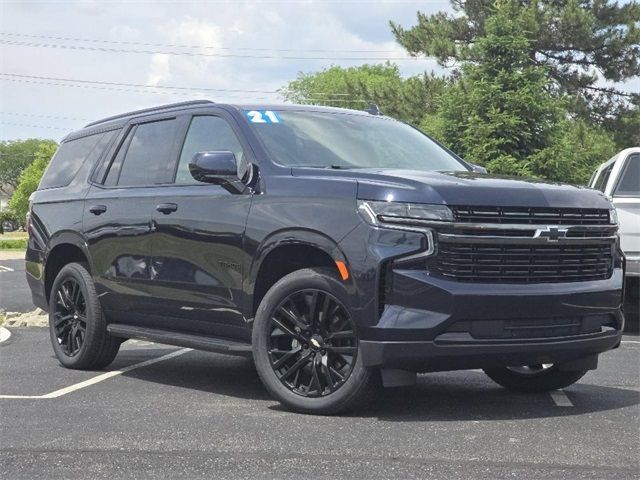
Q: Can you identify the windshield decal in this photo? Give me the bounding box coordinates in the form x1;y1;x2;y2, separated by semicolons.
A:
246;110;281;124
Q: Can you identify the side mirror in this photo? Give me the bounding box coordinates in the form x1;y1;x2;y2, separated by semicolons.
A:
469;163;487;174
189;151;246;193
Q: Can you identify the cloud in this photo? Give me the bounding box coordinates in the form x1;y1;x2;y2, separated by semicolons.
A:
146;54;171;86
0;0;448;140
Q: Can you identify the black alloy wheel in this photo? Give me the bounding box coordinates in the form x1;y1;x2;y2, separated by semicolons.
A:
268;289;357;397
53;277;87;357
48;262;121;370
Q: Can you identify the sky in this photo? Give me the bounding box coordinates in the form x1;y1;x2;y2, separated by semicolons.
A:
0;0;450;141
1;0;637;143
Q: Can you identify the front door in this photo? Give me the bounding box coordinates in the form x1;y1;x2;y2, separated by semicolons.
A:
149;113;253;341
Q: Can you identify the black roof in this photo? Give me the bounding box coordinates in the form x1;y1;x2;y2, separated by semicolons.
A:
83;100;214;128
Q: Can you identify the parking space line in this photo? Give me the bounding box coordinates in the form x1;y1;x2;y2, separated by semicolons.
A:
0;265;14;272
621;340;640;344
550;390;573;407
0;348;192;400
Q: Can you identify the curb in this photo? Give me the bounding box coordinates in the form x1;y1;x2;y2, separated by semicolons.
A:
0;326;11;343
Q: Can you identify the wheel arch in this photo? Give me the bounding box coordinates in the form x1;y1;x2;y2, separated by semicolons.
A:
44;231;92;303
248;228;351;317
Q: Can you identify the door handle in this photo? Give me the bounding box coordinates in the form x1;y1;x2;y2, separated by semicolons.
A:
156;203;178;215
89;205;107;215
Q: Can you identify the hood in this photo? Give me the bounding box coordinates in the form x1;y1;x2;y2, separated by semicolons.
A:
292;168;611;209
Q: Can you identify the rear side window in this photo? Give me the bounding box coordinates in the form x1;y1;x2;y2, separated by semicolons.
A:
39;131;114;189
110;119;179;187
614;154;639;196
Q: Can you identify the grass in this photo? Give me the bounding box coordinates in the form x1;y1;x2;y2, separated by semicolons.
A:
0;231;28;250
0;238;27;250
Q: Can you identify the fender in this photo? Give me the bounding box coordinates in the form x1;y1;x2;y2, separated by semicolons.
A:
45;230;93;272
243;228;352;315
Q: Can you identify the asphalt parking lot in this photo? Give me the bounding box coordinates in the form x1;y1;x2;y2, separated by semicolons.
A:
1;327;638;479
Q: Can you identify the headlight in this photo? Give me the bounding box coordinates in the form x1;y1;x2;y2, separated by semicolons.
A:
609;207;618;225
357;200;453;227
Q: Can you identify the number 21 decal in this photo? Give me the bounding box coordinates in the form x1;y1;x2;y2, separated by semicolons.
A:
246;110;281;124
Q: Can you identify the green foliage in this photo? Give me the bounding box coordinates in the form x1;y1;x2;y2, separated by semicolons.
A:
8;142;58;224
416;0;618;184
0;139;58;193
391;0;640;147
529;120;617;184
281;63;449;125
425;1;562;175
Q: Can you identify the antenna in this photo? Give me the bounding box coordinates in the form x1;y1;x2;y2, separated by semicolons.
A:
365;104;383;116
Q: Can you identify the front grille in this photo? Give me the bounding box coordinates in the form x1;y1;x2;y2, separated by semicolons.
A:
451;206;611;225
428;243;613;283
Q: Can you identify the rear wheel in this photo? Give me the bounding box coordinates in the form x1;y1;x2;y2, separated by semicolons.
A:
483;364;588;392
252;268;377;415
48;262;120;370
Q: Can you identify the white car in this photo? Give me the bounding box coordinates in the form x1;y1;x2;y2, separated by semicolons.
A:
589;148;640;278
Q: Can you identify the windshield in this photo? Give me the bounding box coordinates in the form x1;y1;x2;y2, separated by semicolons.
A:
246;110;468;172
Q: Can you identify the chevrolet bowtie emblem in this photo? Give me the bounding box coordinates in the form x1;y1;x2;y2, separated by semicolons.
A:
534;226;569;242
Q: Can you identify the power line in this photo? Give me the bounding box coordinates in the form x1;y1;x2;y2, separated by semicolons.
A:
0;73;368;103
0;39;422;61
1;122;69;131
0;32;401;54
1;112;91;121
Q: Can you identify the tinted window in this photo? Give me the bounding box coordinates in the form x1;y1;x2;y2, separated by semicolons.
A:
175;116;245;184
115;119;179;186
40;131;114;189
615;154;639;196
248;110;466;172
104;129;132;187
593;163;614;193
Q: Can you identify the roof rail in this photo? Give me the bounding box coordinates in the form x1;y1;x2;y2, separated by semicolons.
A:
84;100;214;128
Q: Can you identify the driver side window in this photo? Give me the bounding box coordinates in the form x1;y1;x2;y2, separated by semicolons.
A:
175;115;246;184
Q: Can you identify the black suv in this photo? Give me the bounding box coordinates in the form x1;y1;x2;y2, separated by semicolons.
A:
26;100;624;414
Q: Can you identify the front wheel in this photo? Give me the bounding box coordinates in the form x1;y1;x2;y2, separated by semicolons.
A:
252;268;378;415
483;364;588;393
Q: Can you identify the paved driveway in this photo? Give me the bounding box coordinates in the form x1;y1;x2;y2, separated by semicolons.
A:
1;328;638;479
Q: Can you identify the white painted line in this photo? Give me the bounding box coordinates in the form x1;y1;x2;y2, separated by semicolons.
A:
550;389;573;407
621;340;640;344
0;348;191;400
0;327;11;343
0;265;14;272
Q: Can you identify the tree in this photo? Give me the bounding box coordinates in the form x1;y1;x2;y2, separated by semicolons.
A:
391;0;640;144
280;63;449;125
0;139;58;194
8;142;58;225
419;0;616;183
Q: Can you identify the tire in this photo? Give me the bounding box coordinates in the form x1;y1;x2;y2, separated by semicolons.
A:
252;268;378;415
483;365;588;393
48;262;120;370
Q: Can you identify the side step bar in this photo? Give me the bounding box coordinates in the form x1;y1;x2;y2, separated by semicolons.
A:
107;324;253;357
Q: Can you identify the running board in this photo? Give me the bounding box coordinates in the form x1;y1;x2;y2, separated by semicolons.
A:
107;324;252;357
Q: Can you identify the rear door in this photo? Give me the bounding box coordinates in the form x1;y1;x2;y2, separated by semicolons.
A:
83;115;188;324
148;110;254;341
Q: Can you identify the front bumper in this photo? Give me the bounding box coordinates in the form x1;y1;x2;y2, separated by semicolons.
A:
359;268;625;372
361;328;621;371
